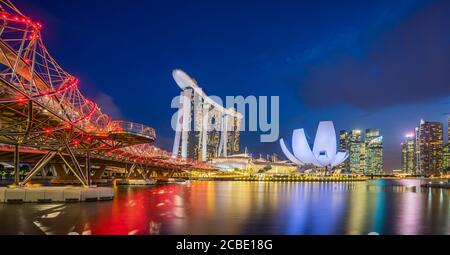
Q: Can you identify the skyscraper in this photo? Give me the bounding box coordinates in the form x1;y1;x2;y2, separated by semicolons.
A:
416;119;444;176
365;129;383;175
401;133;416;174
339;130;349;172
445;117;450;173
172;70;241;161
443;144;450;173
414;126;421;175
448;117;450;141
349;129;364;174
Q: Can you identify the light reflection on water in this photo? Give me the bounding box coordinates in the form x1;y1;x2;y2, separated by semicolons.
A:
0;180;448;235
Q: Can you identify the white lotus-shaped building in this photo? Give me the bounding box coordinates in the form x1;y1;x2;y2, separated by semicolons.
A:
279;121;349;170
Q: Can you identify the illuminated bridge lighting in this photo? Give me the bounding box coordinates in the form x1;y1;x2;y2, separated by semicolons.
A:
0;0;216;187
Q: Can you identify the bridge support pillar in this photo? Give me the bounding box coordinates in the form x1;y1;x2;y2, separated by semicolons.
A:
21;151;57;186
85;151;91;186
126;164;137;179
14;144;20;186
137;167;149;181
62;142;88;186
58;152;88;187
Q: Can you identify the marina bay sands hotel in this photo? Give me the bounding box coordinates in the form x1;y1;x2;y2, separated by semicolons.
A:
172;70;242;162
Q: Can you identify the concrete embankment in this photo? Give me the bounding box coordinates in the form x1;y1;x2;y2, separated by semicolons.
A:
0;186;114;203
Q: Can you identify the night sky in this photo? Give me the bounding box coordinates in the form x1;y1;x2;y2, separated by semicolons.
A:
13;0;450;171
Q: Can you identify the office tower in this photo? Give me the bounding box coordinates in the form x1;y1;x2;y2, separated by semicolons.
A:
365;129;383;175
339;130;349;151
338;130;349;172
349;129;364;174
401;133;416;174
445;117;449;173
360;145;366;173
416;119;444;176
401;142;407;173
444;117;449;173
414;126;421;175
443;144;450;173
448;117;450;142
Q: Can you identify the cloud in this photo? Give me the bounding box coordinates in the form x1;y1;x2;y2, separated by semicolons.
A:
300;1;450;110
95;93;124;120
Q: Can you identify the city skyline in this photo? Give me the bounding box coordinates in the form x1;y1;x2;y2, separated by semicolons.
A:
12;0;450;171
400;118;449;175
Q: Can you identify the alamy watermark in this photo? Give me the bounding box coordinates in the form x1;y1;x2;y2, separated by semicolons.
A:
171;95;280;143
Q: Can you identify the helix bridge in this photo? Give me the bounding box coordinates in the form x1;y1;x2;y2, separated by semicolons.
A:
0;0;215;187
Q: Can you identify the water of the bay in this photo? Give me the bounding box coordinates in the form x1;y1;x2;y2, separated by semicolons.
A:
0;179;448;235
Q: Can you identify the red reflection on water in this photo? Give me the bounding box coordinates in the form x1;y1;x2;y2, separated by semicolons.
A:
90;185;185;235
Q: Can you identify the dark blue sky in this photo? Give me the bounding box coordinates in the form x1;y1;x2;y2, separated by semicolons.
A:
14;0;450;171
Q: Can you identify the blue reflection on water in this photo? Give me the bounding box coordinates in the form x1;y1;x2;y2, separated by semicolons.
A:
373;180;386;234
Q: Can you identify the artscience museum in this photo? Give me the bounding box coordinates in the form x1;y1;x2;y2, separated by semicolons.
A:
280;121;349;170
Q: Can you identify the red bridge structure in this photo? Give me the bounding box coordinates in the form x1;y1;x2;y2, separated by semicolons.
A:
0;0;215;187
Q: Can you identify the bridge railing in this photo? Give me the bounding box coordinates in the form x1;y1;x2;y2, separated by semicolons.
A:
108;121;156;140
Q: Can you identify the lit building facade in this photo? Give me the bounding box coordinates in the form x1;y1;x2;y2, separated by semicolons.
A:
445;117;450;173
348;129;365;174
172;70;241;161
416;119;444;176
401;134;416;174
443;143;450;173
448;117;450;141
364;129;383;175
338;130;350;172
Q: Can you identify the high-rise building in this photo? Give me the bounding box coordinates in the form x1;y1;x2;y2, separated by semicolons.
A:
348;129;365;174
341;128;383;175
365;129;383;175
339;130;349;151
443;117;450;173
443;143;450;173
338;130;349;172
172;70;241;162
414;126;421;175
447;117;450;142
184;94;225;160
231;117;241;154
401;133;416;174
416;119;444;176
